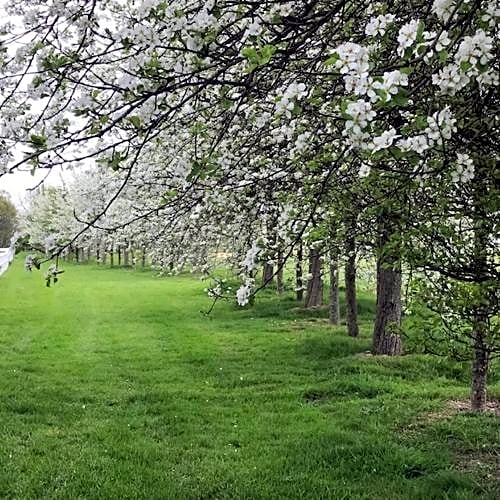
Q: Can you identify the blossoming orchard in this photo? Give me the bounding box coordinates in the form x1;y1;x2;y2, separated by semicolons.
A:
0;0;498;495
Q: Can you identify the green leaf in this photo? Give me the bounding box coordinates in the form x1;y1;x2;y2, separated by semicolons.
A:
41;52;69;71
29;134;47;150
90;120;102;134
325;53;339;66
241;47;258;63
416;20;425;41
161;189;178;203
414;115;427;130
391;90;409;107
241;44;276;73
108;151;125;171
259;44;276;65
127;115;142;129
438;50;449;63
460;60;473;72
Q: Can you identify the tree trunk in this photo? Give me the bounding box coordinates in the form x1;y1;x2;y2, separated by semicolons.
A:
124;248;129;267
276;248;284;294
86;247;91;262
469;168;491;411
471;324;489;410
142;246;147;268
118;247;122;266
329;225;340;325
305;247;323;308
262;262;274;287
344;217;359;337
329;256;340;325
372;219;403;355
296;243;304;301
110;250;114;268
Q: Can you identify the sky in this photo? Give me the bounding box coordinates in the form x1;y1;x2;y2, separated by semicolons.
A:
0;169;66;206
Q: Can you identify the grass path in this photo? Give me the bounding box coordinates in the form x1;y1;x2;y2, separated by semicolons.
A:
0;259;498;499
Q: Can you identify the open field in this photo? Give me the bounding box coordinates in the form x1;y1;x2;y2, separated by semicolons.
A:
0;259;498;499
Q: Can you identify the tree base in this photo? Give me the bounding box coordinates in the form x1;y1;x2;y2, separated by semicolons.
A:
373;334;402;356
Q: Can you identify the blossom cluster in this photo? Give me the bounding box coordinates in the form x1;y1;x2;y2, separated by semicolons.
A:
275;82;308;118
365;14;395;37
452;153;475;183
432;29;498;94
398;107;457;154
236;277;255;306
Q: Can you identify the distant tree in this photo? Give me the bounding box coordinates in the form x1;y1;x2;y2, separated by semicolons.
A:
0;192;17;247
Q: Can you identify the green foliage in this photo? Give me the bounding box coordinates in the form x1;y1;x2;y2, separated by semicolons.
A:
103;151;126;171
241;44;276;73
0;193;17;247
403;302;470;360
40;51;69;71
29;134;47;151
405;275;499;361
127;115;143;129
324;53;339;66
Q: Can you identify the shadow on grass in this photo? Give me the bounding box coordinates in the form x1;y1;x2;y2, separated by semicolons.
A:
233;290;376;321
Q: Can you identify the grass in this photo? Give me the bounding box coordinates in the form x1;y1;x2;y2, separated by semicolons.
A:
0;258;498;499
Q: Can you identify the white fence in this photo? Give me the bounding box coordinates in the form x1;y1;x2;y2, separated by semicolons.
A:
0;246;15;276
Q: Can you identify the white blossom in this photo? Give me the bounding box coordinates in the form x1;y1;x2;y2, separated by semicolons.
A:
452;153;475;183
365;14;395;37
333;42;370;76
432;0;456;22
397;20;420;57
371;128;399;152
240;244;260;272
236;278;254;306
358;163;371;177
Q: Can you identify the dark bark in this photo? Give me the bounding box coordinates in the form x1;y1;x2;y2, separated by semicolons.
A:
276;248;284;294
142;246;147;268
296;243;304;301
469;172;492;410
110;250;114;268
344;255;359;337
118;247;122;266
471;325;489;410
262;262;274;287
305;247;323;308
372;217;403;355
329;256;340;325
344;216;359;337
372;262;402;355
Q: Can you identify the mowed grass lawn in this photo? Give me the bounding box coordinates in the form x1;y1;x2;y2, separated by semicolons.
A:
0;258;498;499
